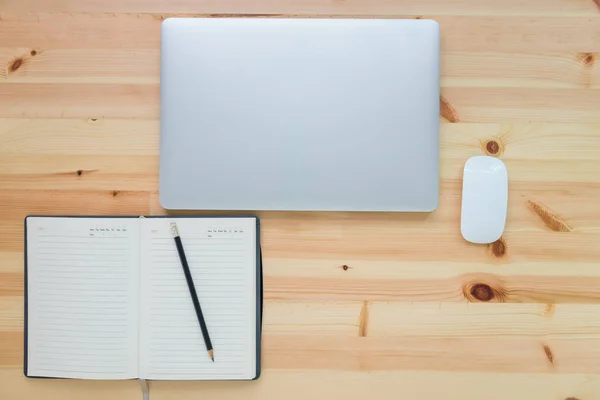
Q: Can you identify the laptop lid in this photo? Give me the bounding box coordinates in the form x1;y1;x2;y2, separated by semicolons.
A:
160;18;440;212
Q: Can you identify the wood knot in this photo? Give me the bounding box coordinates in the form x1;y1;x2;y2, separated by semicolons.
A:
488;238;507;258
579;52;595;67
358;301;369;337
76;169;83;176
112;190;121;197
463;280;507;303
543;344;554;364
30;49;37;56
440;96;459;123
470;284;494;301
527;200;572;232
483;138;504;156
341;264;349;271
486;140;500;154
543;303;555;317
10;58;23;72
565;397;581;400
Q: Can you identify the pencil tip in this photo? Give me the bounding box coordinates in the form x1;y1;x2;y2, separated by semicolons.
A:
211;357;215;362
208;349;214;361
170;222;179;237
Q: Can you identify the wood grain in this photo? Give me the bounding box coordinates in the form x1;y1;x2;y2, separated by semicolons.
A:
3;48;599;88
1;2;600;399
2;14;600;53
3;0;600;16
149;370;600;400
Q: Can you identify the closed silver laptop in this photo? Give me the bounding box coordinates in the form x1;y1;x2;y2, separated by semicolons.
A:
160;18;440;211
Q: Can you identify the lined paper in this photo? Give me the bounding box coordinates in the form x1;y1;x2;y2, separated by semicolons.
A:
26;217;139;379
139;217;257;380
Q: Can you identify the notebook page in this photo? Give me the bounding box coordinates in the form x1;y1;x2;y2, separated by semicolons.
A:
26;217;140;379
139;217;257;380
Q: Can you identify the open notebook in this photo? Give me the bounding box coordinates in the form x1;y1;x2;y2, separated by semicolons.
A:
24;216;261;380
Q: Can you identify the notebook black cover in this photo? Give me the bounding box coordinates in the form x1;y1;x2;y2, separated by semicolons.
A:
23;215;263;380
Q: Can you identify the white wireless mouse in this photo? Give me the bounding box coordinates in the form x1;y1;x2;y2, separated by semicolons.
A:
460;156;508;244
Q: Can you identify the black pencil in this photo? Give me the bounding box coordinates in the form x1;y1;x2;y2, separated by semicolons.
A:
170;222;214;362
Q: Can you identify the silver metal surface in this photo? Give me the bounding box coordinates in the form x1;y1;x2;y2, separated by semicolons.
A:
160;18;440;211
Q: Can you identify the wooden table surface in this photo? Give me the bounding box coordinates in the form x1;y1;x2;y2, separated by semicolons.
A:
2;1;600;399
